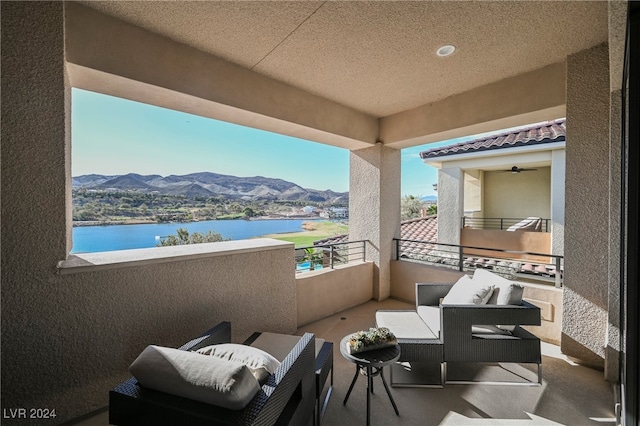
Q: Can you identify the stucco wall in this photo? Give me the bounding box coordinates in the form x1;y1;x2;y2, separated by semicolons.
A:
522;284;564;346
461;229;552;262
349;145;401;300
437;167;464;245
296;262;374;326
1;4;297;423
464;170;483;212
483;167;551;219
380;62;567;148
564;43;610;369
390;260;465;302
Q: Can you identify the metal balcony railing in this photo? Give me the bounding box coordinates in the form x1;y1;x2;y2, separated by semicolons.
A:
462;217;551;232
393;238;563;288
295;240;367;273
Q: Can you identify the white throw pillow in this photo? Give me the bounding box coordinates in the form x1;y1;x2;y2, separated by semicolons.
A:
196;343;280;385
473;268;524;305
442;275;494;305
130;345;260;410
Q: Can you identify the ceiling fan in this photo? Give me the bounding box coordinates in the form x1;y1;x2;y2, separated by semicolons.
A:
498;166;538;174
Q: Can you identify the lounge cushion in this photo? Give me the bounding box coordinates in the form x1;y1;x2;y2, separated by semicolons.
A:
130;345;261;410
473;269;524;305
417;305;441;336
471;325;513;335
442;274;494;305
196;343;280;385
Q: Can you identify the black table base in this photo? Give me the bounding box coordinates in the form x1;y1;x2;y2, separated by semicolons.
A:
340;336;401;425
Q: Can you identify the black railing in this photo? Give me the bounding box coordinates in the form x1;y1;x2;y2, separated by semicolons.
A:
295;240;367;273
394;238;563;287
462;217;551;232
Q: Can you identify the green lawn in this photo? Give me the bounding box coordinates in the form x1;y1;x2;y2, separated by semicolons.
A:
272;235;321;247
261;221;348;248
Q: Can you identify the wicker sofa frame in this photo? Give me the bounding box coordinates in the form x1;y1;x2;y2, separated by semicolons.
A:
417;282;542;385
109;321;316;426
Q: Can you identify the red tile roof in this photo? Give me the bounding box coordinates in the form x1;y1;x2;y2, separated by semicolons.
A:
419;118;566;160
399;216;438;241
313;215;438;247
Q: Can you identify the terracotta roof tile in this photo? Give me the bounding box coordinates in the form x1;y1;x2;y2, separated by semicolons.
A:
419;118;566;160
313;215;438;247
313;234;350;246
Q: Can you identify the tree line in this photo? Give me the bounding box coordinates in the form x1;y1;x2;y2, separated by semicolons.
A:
72;190;346;223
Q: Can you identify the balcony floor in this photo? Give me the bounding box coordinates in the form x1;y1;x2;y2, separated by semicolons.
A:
77;298;616;425
297;298;617;426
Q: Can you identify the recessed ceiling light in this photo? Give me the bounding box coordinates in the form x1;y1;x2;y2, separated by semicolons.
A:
436;45;456;57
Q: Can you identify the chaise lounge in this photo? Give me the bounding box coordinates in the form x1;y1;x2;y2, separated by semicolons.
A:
109;321;319;426
376;269;542;386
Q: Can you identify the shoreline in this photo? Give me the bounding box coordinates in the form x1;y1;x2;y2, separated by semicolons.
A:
72;215;323;227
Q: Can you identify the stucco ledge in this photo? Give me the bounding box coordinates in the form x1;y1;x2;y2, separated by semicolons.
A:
57;238;294;275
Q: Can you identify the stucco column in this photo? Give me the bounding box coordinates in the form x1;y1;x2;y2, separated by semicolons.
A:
349;144;401;301
550;149;565;256
437;167;464;246
1;2;70;268
564;43;610;369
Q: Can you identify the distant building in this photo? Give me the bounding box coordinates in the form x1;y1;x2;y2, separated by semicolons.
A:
331;207;348;218
421;118;566;257
319;207;348;219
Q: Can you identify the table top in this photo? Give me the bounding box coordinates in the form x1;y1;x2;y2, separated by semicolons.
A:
340;335;400;367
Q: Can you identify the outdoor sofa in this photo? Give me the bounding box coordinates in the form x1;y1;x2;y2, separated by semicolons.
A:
109;321;317;426
376;269;542;386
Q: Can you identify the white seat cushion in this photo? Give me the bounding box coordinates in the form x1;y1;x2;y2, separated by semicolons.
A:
416;306;441;336
130;345;260;410
471;325;513;335
247;332;325;362
442;274;494;305
473;268;524;305
376;310;438;340
195;343;280;385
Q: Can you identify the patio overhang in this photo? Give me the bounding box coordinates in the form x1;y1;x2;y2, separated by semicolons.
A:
64;1;587;150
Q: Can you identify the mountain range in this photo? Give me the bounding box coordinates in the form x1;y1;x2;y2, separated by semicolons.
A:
72;172;349;203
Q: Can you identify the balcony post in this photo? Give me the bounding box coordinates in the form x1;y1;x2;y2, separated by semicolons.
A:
550;149;565;255
437;167;464;246
555;256;562;288
330;246;335;269
349;144;401;301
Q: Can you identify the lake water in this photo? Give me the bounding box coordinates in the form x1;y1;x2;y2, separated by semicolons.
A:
71;219;321;253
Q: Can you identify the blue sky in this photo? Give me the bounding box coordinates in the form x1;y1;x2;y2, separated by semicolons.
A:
72;88;474;196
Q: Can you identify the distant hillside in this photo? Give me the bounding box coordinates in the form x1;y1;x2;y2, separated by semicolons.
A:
421;195;437;202
73;172;349;204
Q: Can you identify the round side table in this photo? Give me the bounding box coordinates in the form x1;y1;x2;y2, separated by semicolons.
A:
340;335;401;425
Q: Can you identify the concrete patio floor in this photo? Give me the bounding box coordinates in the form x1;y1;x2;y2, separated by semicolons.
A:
298;298;617;426
74;298;616;426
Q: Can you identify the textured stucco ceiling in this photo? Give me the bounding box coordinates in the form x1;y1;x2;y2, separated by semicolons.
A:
77;1;609;118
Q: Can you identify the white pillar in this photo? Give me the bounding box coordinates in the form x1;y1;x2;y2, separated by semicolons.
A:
349;144;401;300
437;167;464;246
